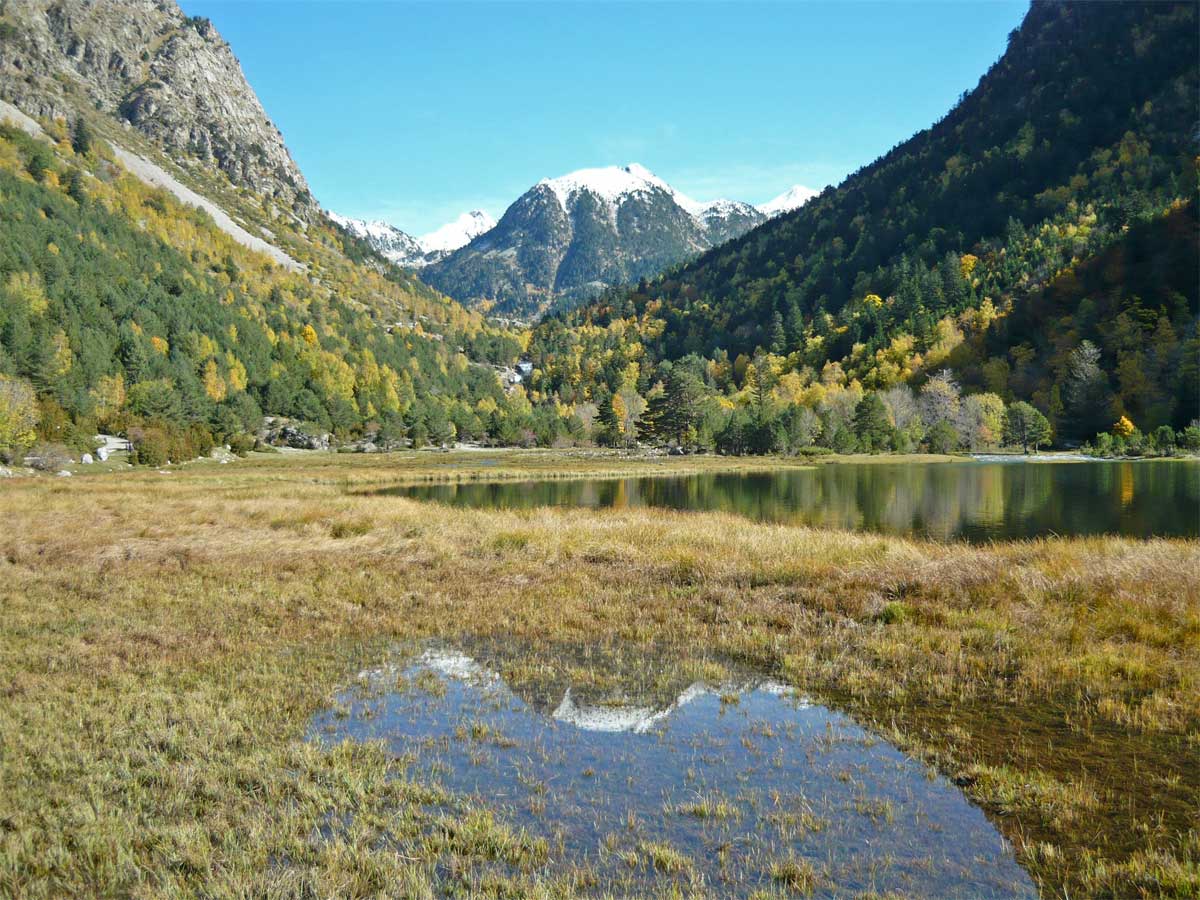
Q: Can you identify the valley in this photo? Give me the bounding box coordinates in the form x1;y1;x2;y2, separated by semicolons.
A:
0;0;1196;896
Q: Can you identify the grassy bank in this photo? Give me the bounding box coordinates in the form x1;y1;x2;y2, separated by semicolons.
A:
0;451;1196;898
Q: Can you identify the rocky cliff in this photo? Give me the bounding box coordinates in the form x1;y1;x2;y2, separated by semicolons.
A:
0;0;312;216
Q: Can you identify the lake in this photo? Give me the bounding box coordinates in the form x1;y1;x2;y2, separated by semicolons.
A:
385;458;1199;542
311;640;1036;897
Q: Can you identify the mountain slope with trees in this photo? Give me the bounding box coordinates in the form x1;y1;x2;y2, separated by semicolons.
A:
531;0;1198;449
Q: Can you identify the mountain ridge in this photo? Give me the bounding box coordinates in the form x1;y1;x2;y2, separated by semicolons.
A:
329;209;496;269
421;164;818;317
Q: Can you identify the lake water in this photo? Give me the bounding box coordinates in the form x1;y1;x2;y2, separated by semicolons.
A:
310;642;1036;898
388;459;1199;541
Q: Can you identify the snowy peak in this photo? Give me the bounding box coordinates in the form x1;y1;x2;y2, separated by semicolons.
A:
758;184;819;217
421;210;496;254
328;212;424;265
538;163;676;210
330;209;494;268
536;163;760;228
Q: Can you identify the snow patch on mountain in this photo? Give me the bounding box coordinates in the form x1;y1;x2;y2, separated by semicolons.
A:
330;209;494;268
538;163;673;209
758;184;819;217
537;163;760;230
421;210;496;253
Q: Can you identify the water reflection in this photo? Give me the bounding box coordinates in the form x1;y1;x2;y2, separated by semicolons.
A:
383;460;1199;541
310;641;1037;898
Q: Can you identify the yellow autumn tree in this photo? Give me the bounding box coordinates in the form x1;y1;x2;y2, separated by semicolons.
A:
90;373;126;422
0;375;39;452
48;330;73;377
203;359;227;402
1113;415;1136;438
4;271;48;315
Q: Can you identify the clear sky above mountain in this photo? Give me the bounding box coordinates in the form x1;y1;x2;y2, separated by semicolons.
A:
180;0;1027;233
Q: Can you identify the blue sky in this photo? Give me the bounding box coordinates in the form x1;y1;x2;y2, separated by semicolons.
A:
180;1;1027;234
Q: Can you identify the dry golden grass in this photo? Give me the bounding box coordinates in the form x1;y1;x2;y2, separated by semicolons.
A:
0;450;1196;898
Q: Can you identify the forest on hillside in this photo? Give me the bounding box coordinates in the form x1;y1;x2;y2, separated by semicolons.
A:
0;122;546;463
522;1;1198;454
1;0;1196;467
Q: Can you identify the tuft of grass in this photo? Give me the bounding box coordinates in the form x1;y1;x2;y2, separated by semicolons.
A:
771;854;819;893
876;600;910;625
672;791;739;821
638;840;690;874
329;517;373;539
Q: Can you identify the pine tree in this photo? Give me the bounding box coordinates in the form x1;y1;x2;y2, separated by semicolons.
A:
769;311;786;354
853;393;892;452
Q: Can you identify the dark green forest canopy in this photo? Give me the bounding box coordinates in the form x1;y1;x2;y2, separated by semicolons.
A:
538;0;1198;433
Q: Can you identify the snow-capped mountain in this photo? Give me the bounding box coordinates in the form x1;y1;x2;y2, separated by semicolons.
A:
328;213;426;266
757;184;820;217
422;164;772;317
328;209;494;269
420;210;496;254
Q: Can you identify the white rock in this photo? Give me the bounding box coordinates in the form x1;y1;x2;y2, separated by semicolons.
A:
81;453;94;465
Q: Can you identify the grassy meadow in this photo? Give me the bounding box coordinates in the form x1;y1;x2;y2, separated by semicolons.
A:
0;449;1196;898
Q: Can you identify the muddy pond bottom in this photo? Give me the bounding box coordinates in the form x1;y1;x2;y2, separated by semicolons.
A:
309;643;1037;898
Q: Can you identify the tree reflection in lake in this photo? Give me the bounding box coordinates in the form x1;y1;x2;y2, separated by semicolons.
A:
384;460;1199;542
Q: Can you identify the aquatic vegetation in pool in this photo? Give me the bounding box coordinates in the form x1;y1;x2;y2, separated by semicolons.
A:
309;642;1038;897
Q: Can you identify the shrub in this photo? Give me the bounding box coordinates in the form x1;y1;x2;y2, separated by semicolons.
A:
926;420;960;454
227;433;256;456
1151;425;1176;454
128;421;215;466
1181;424;1200;452
26;442;72;472
128;426;171;467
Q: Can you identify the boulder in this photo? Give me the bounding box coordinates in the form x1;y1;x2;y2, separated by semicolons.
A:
81;453;94;465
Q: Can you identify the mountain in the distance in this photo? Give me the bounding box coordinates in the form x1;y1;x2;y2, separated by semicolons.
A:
757;184;821;217
421;164;817;318
329;209;495;269
422;210;497;254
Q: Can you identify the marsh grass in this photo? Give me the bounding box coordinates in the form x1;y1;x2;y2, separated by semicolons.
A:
0;450;1196;897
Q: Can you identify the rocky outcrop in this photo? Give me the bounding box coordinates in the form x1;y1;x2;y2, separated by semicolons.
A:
0;0;312;216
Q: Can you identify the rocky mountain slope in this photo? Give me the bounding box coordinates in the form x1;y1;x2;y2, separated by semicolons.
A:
0;0;539;458
330;209;495;269
421;165;816;318
0;0;313;218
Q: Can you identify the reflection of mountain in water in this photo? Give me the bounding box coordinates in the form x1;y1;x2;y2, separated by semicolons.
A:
321;639;1039;899
406;644;797;735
